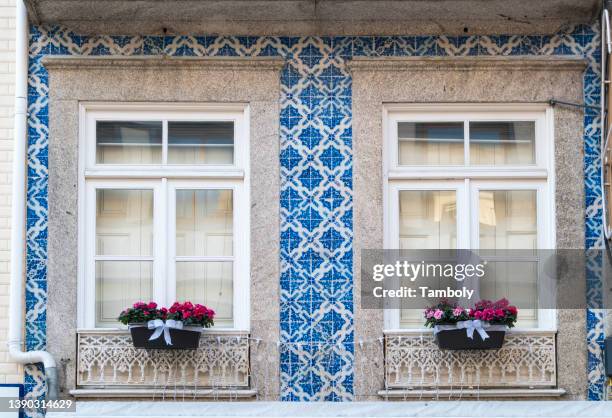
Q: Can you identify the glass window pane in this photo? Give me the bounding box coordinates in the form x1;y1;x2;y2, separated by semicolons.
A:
479;190;537;250
176;189;233;257
96;121;162;164
399;190;457;250
480;261;538;328
398;122;464;165
470;121;535;165
176;261;233;327
96;189;153;256
399;189;457;327
168;122;234;165
96;261;152;327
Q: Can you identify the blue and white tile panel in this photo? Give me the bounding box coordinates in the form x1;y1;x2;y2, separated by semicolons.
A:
27;24;602;404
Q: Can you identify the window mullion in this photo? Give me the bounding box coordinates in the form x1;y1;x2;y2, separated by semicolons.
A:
162;120;168;165
155;179;168;306
464;119;470;167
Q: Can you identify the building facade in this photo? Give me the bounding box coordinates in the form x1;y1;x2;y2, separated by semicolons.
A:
3;0;609;412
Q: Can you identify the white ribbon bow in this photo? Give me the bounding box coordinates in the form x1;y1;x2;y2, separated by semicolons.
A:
147;319;183;345
456;319;490;340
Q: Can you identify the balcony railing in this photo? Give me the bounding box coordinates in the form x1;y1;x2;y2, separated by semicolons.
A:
381;330;564;398
73;329;254;398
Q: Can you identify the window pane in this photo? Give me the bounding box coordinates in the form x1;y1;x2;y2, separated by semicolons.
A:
398;122;464;165
176;262;233;327
96;121;162;164
168;122;234;165
479;190;537;250
96;189;153;256
399;190;457;250
176;189;233;257
96;261;152;327
470;121;535;165
480;261;538;328
399;190;457;327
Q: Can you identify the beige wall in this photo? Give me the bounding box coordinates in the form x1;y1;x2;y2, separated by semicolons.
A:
0;0;21;384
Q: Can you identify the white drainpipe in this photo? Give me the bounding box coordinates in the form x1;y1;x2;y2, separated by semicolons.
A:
7;0;58;400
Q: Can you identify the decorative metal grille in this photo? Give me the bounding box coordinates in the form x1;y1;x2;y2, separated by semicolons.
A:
384;332;556;389
76;330;250;389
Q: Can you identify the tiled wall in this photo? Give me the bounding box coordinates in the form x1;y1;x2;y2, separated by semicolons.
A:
0;0;21;385
25;23;602;405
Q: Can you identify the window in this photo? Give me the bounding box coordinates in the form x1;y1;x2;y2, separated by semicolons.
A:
79;104;250;330
384;104;555;330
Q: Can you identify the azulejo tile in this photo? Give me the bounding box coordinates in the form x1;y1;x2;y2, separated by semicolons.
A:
26;23;602;405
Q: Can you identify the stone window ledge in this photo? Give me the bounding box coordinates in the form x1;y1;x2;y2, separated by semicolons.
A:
378;388;566;399
69;388;257;399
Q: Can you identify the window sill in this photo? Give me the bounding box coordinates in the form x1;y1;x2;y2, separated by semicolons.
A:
69;388;257;399
383;328;557;335
378;388;566;398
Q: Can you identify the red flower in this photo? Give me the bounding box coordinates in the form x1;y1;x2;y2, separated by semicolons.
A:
147;302;157;310
495;309;504;317
508;306;518;315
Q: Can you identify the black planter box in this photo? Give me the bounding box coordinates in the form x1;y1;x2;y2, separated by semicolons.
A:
434;329;506;350
129;325;201;350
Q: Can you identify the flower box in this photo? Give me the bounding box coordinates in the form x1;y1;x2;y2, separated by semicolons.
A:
119;301;215;350
434;324;506;350
129;323;202;350
424;298;517;350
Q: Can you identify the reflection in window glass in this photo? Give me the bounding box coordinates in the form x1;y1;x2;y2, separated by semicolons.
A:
168;122;234;165
398;122;464;165
399;190;457;327
470;121;535;165
399;190;457;250
479;189;538;328
175;189;233;257
480;261;538;328
96;121;162;164
96;261;152;327
176;262;233;327
96;189;153;256
479;190;537;250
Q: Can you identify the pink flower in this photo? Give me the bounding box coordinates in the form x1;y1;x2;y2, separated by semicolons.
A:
472;310;483;320
495;309;504;317
425;309;434;319
452;307;464;317
482;309;495;321
433;309;443;320
147;302;157;310
494;298;509;309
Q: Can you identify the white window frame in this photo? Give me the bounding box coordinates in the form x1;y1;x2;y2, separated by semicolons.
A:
383;103;556;332
77;103;251;331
